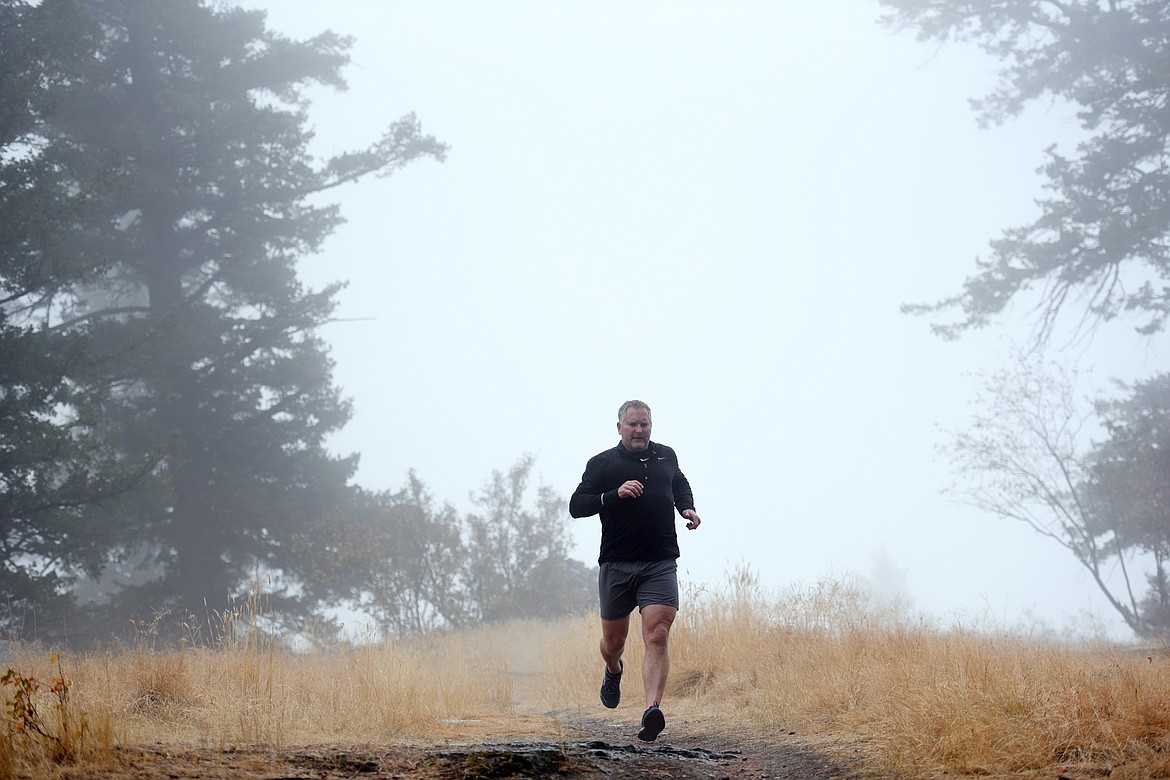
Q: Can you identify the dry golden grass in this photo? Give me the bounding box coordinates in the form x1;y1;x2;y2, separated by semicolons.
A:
660;572;1170;778
3;574;1169;778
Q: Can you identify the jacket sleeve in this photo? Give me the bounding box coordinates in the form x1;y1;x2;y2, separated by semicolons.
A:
569;454;617;518
670;451;696;513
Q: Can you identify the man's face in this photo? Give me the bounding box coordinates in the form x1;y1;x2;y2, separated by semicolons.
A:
618;407;652;453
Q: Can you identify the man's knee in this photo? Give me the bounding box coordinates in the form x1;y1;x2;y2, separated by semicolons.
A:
601;633;627;654
644;623;670;649
641;606;675;648
601;617;630;650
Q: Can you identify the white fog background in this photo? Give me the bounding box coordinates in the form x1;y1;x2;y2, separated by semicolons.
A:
243;0;1164;639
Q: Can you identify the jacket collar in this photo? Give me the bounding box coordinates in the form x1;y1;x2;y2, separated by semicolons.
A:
616;440;657;459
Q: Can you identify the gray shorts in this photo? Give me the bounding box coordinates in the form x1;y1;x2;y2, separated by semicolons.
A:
598;559;679;620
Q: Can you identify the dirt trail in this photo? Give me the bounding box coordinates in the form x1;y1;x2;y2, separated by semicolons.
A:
66;714;866;779
52;662;869;779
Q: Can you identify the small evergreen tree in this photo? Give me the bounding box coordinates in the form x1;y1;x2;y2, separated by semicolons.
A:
1083;374;1170;637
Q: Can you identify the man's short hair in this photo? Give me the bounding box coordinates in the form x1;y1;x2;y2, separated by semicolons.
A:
618;400;651;423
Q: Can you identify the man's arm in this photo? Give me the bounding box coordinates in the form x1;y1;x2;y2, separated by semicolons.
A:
569;455;615;518
670;460;695;514
671;453;700;530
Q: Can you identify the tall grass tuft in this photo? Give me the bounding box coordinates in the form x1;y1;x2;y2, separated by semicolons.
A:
2;572;1168;778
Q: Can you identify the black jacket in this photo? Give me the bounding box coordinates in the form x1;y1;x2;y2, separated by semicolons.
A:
569;441;696;563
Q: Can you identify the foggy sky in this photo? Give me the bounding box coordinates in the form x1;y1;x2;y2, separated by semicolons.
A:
245;0;1163;639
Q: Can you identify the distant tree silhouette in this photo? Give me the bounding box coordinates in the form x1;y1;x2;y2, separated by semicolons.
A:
1082;374;1170;637
462;455;596;624
952;354;1170;638
346;457;595;637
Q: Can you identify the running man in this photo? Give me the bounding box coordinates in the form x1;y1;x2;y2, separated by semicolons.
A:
569;400;702;741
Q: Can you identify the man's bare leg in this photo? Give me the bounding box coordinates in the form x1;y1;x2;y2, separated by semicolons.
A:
600;615;629;674
640;604;677;707
598;615;630;708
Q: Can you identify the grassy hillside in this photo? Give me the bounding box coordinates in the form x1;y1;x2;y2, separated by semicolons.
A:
2;575;1167;778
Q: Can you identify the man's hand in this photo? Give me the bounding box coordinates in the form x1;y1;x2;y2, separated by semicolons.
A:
617;480;644;499
682;509;701;530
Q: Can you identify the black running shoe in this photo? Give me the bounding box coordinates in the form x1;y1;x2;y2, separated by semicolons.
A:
638;704;665;741
599;660;623;708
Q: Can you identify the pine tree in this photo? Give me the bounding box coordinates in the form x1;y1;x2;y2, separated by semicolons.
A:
1;0;150;636
1;0;445;638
